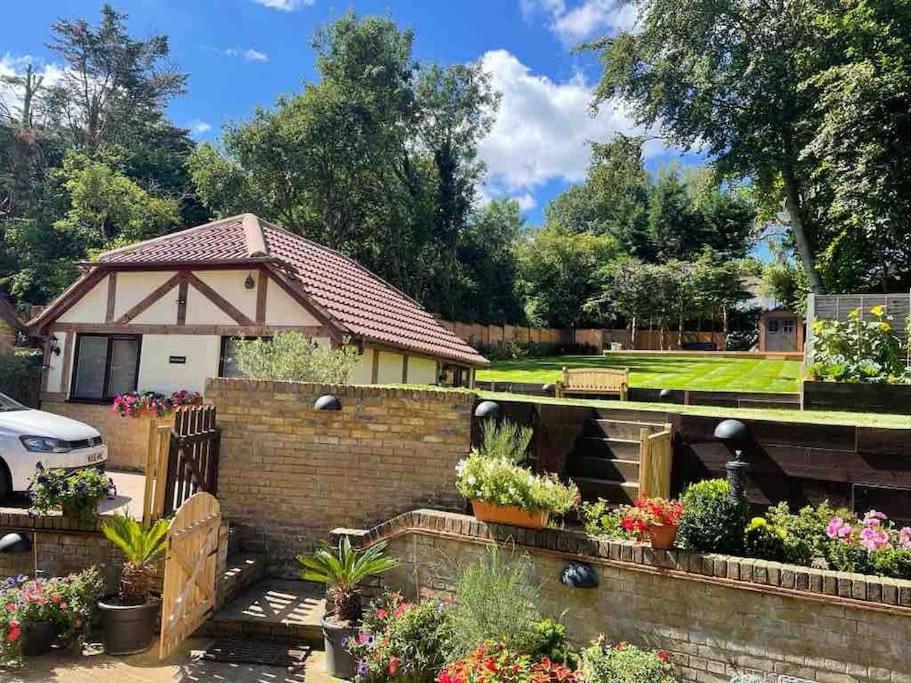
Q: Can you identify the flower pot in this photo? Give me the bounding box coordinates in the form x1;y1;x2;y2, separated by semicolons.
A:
21;620;56;657
471;501;550;529
647;524;678;550
97;596;160;655
321;613;359;680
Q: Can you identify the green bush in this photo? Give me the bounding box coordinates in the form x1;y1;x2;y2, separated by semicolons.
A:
231;331;360;383
579;499;637;540
675;479;748;554
766;501;843;566
581;641;677;683
0;347;41;406
527;617;579;669
743;517;787;561
809;306;908;383
447;546;541;658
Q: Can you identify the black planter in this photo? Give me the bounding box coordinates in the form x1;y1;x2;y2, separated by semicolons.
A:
21;620;56;657
97;597;160;655
321;614;359;680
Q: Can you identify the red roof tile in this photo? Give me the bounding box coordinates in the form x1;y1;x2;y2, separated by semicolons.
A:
96;215;486;366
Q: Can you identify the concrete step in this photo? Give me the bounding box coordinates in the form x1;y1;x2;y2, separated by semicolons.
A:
584;419;666;439
573;436;641;460
218;552;267;610
202;579;326;645
573;477;640;504
566;456;640;482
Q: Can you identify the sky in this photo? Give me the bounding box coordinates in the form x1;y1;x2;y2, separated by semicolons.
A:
0;0;692;226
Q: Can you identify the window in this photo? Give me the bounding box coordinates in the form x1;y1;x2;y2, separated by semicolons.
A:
783;320;796;334
767;320;779;333
219;336;269;378
71;334;141;401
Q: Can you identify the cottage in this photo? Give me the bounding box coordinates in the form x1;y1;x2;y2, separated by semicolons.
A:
30;214;487;404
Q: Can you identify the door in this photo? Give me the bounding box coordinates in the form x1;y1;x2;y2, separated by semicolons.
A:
766;318;782;351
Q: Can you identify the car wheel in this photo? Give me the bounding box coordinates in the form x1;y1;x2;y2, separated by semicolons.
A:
0;460;11;502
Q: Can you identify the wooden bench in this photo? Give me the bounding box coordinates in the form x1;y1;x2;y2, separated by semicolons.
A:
555;366;629;400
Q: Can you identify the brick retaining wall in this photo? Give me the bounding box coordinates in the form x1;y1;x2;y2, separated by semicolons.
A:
334;510;911;683
207;379;474;575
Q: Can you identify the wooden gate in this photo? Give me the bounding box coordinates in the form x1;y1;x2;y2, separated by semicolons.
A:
144;405;221;526
159;492;221;659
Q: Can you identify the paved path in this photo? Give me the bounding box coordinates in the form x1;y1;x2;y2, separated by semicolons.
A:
5;638;342;682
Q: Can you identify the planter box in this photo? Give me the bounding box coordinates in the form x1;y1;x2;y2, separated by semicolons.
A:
802;379;911;415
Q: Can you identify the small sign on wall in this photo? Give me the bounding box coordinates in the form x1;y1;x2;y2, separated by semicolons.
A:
169;356;187;364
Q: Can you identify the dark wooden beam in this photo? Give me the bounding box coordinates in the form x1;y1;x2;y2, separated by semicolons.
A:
186;272;254;326
49;323;329;336
176;272;189;326
402;354;409;384
262;263;346;341
31;268;108;334
104;272;117;323
371;349;380;383
255;270;268;324
115;273;182;324
59;331;74;397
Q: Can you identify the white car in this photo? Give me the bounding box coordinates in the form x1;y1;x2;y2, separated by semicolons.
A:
0;392;108;499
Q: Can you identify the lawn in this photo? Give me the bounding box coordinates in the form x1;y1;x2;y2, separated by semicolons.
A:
477;353;801;394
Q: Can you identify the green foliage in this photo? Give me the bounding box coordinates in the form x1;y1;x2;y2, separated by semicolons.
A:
29;465;116;523
0;347;41;406
476;420;533;464
448;546;541;658
743;517;788;562
765;501;842;566
579;499;637;540
100;513;170;605
527;617;579;669
231;332;361;384
676;479;749;554
809;307;908;383
580;641;677;683
298;537;398;622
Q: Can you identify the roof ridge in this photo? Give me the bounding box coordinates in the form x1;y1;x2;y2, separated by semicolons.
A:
242;214;268;257
97;214;248;260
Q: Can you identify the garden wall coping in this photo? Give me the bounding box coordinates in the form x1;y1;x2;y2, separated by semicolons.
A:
206;377;477;404
331;508;911;614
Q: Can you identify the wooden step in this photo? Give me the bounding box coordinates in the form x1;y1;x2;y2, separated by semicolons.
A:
573;436;641;460
584;419;665;440
566;456;639;482
572;477;639;504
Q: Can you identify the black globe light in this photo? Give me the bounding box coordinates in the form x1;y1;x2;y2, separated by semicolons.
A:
658;388;675;403
542;383;557;397
0;532;31;554
474;400;501;419
713;419;750;502
561;562;598;589
314;394;342;411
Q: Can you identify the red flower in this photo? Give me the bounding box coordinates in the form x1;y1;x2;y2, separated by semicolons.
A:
614;643;625;651
388;657;400;676
484;657;497;672
657;650;670;662
375;608;388;619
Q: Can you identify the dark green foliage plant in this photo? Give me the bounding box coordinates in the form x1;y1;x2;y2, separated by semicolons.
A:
809;307;908;384
766;501;843;566
675;479;748;554
579;499;637;540
0;347;41;406
580;640;676;683
743;517;787;562
527;617;579;669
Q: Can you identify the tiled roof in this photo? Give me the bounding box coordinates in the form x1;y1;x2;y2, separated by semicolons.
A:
96;214;487;366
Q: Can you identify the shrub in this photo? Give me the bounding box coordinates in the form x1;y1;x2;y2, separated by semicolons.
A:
809;306;908;383
765;501;844;566
526;617;579;669
448;546;541;658
438;642;580;683
475;420;532;464
824;509;911;579
580;640;676;683
100;513;170;605
28;464;116;522
231;331;360;383
0;347;41;406
579;500;637;540
743;517;787;562
675;479;748;554
347;592;454;682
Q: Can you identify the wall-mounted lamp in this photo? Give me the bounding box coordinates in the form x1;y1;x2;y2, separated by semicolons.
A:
244;272;256;290
561;562;598;589
658;388;674;403
713;419;750;503
314;395;341;411
48;337;61;357
473;400;500;419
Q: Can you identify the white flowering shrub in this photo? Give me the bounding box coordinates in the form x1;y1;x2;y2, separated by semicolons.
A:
232;332;361;384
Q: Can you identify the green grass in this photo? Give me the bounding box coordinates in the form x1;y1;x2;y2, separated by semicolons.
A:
477;390;911;429
477;354;801;394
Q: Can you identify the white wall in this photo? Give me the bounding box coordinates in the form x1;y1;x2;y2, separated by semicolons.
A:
137;335;221;394
265;281;320;326
112;272;173;321
349;348;374;385
196;270;257;321
45;332;67;393
408;357;438;385
59;278;109;323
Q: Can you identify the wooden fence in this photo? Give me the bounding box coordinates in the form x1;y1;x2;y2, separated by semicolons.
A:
440;320;725;353
143;405;221;525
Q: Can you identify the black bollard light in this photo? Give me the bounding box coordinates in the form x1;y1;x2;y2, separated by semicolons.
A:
713;419;750;502
473;400;501;419
314;395;342;411
561;562;598;589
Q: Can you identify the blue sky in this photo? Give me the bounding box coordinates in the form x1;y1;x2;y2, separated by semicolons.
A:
0;0;691;226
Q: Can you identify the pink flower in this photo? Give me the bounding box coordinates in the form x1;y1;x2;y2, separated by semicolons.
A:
860;526;891;551
899;527;911;550
863;510;888;527
827;517;853;540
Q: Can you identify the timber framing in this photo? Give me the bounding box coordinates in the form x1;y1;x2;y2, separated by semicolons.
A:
48;323;331;337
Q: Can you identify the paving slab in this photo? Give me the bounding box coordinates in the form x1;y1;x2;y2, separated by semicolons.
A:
208;579;326;641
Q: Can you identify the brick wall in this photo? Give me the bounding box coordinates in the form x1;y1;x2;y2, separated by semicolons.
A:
40;399;172;471
336;510;911;683
207;378;474;575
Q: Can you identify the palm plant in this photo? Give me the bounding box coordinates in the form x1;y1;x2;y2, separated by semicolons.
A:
298;537;398;623
100;513;170;605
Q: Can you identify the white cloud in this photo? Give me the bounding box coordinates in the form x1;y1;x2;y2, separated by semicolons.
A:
513;193;538;211
478;49;655;194
188;120;212;136
251;0;314;10
220;48;269;63
0;54;64;123
522;0;638;43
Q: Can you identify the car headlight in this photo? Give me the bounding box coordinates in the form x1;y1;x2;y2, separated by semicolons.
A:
19;436;72;453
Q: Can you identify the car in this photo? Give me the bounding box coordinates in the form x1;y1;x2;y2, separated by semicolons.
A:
0;392;107;500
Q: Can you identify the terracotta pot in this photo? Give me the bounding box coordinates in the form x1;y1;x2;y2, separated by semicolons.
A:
647;524;678;550
471;501;550;529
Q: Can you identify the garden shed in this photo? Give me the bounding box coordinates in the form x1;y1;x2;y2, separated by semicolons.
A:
29;213;486;405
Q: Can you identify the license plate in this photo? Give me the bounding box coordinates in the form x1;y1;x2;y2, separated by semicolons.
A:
87;451;104;463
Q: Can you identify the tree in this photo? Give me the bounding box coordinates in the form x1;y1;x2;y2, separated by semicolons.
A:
515;228;618;328
588;0;826;290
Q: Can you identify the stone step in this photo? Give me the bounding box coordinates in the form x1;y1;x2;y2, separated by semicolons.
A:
566;456;640;483
218;552;267;610
201;579;326;645
573;477;640;505
584;419;666;439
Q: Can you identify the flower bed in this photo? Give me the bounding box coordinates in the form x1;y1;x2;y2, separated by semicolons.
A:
111;390;202;418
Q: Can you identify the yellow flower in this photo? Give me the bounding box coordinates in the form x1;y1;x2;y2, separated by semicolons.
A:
748;517;768;529
870;305;885;316
881;322;891;332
